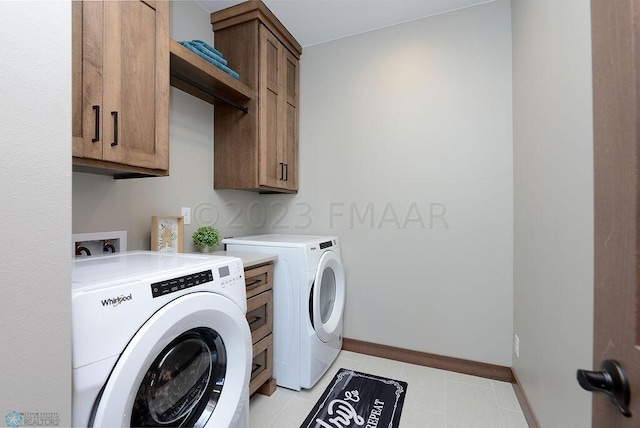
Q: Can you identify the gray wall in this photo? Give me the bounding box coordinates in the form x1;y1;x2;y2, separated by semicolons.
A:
73;0;513;366
74;0;514;368
0;1;72;425
512;0;594;426
266;0;514;366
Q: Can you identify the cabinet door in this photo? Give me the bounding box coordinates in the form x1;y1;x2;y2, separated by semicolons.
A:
76;1;104;160
101;0;169;170
282;49;299;191
258;26;299;191
72;1;85;157
259;26;285;189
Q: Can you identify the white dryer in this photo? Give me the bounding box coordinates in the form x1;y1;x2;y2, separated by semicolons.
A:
72;251;252;428
223;234;346;391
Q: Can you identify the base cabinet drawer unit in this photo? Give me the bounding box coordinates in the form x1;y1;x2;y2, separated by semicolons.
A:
245;262;276;396
247;287;272;344
250;333;273;396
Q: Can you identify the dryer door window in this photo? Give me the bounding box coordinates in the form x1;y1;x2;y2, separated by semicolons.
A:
90;293;251;428
319;268;336;324
310;251;345;343
131;327;226;427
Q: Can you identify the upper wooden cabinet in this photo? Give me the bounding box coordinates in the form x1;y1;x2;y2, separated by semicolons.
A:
72;1;170;177
211;1;301;193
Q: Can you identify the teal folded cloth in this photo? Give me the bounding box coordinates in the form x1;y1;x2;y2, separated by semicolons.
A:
178;41;239;80
178;40;226;64
191;40;227;65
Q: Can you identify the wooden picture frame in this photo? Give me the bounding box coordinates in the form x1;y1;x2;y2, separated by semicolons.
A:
151;216;184;253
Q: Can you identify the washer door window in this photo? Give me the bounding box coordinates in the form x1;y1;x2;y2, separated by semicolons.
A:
310;251;345;343
90;293;251;428
131;327;225;427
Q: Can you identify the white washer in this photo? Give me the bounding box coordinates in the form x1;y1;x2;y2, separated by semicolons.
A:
223;234;346;391
72;251;252;428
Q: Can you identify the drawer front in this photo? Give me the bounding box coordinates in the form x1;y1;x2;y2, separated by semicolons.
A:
246;289;273;344
250;334;273;395
244;263;273;299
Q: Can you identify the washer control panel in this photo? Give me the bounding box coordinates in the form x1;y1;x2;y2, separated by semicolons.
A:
151;270;213;298
319;240;334;249
149;259;245;299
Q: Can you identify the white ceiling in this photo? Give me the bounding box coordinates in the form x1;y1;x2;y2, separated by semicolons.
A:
196;0;495;47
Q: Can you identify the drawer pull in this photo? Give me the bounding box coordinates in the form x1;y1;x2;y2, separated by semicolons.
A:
246;278;263;288
252;363;263;375
248;316;263;327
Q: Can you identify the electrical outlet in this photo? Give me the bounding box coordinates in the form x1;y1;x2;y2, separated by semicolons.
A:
514;334;520;358
181;207;191;225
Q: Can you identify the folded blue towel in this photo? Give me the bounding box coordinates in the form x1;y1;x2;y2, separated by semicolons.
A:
180;40;228;66
179;41;239;80
183;41;227;65
191;40;227;65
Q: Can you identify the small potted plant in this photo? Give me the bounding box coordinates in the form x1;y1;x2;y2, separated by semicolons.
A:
192;226;220;252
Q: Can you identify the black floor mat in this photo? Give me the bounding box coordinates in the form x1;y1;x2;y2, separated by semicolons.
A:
301;368;408;428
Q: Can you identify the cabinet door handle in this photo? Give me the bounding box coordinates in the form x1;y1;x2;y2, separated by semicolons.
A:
284;163;288;181
91;105;100;142
246;278;263;289
110;111;118;146
252;363;263;375
279;162;284;180
248;315;263;327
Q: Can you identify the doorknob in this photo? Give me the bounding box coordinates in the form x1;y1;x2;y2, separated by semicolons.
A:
577;359;631;417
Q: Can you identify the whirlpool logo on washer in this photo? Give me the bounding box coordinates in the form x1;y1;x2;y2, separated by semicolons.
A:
100;293;133;307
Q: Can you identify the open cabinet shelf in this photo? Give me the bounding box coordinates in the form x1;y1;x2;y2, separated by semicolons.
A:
169;39;253;111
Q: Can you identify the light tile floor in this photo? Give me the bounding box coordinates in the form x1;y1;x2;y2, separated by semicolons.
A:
249;350;529;428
